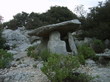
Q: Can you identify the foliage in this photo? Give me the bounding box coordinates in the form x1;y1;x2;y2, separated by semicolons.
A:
91;39;105;53
2;6;77;30
74;5;87;17
0;15;3;24
41;53;80;82
0;49;13;68
77;55;85;65
27;46;38;60
80;0;110;40
39;50;50;62
41;6;77;24
63;73;93;82
78;44;95;59
0;28;6;49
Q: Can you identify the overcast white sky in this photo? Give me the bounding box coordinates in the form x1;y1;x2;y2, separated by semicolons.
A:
0;0;105;22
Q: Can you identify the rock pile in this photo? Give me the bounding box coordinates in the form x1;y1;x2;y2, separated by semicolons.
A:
0;51;49;82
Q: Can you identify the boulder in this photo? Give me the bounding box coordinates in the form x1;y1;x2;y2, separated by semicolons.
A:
29;19;81;55
48;31;68;55
85;59;96;66
29;19;81;37
68;32;78;55
96;49;110;58
84;37;93;46
2;28;31;52
96;49;110;65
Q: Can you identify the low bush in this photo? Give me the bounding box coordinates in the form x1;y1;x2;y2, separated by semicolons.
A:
0;28;6;49
91;39;105;53
0;49;13;68
63;73;93;82
27;46;38;60
41;53;80;82
78;44;95;59
77;55;85;65
39;50;50;62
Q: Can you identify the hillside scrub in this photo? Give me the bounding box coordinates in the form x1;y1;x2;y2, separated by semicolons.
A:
91;39;105;53
0;49;13;68
80;0;110;40
0;28;6;49
3;6;77;30
41;52;92;82
78;44;96;59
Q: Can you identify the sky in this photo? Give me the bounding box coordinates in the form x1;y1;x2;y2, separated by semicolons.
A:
0;0;106;22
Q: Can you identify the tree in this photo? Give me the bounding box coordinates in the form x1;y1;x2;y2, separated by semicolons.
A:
74;5;87;18
80;0;110;40
41;6;77;24
0;15;3;24
2;6;77;30
26;12;43;29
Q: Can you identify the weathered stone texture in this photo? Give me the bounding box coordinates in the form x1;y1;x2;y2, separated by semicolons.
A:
68;32;78;55
48;31;68;55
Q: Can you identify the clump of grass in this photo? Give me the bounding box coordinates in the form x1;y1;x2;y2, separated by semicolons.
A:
91;39;105;53
78;44;96;59
0;49;13;68
27;46;38;60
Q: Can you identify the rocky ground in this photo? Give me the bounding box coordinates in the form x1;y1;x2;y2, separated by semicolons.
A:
0;51;110;82
1;27;110;82
78;62;110;82
0;51;49;82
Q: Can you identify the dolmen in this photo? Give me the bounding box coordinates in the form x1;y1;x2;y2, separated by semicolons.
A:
30;19;81;55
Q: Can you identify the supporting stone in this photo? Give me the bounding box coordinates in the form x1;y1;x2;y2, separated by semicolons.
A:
48;31;68;55
68;32;78;55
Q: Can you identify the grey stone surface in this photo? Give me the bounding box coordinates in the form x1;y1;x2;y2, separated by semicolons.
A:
96;49;110;58
104;39;110;48
29;36;40;43
68;32;78;55
76;65;110;82
3;67;49;82
84;37;93;45
90;66;110;82
48;31;68;55
2;27;31;52
0;51;49;82
29;19;81;37
75;39;84;47
85;59;96;66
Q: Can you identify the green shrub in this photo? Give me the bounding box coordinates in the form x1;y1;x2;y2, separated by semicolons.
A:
63;73;93;82
77;55;85;65
91;39;105;53
27;46;38;60
0;49;13;68
39;50;50;62
0;28;6;49
41;53;80;82
78;44;95;59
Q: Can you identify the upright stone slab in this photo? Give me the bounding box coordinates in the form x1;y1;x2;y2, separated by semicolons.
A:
48;31;68;55
68;32;78;55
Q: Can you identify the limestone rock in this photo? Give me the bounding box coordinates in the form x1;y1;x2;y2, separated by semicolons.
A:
29;19;81;37
96;49;110;58
84;37;93;45
85;59;96;66
68;32;78;55
2;27;31;52
48;31;68;55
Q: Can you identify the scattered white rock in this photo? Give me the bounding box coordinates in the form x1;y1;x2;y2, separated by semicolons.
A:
3;67;49;82
85;59;96;66
2;27;31;52
96;49;110;58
